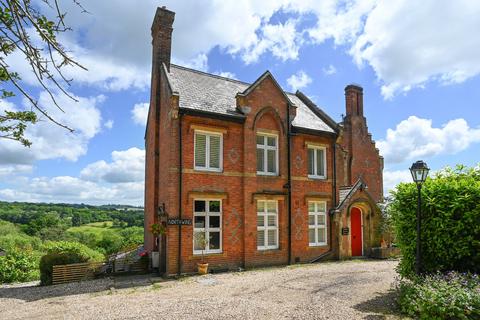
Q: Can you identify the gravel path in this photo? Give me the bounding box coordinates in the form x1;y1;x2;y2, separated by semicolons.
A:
0;260;402;320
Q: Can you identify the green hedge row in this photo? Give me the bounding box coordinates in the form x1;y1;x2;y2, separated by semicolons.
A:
389;165;480;278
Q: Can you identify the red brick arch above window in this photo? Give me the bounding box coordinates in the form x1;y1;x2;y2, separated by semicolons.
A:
252;106;285;135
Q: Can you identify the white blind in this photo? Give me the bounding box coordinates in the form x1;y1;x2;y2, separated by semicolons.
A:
195;134;206;167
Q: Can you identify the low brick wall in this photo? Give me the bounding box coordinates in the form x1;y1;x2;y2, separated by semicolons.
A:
369;247;401;259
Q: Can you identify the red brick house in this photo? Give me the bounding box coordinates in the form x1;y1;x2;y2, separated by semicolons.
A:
145;7;384;276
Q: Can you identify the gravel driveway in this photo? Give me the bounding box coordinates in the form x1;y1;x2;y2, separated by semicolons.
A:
0;260;402;320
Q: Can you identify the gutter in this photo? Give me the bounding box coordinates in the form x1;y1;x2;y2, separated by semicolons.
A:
177;113;183;276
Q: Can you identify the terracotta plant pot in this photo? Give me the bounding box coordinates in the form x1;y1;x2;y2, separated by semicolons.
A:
197;263;208;275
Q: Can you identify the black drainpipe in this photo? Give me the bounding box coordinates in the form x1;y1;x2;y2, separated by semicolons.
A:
286;103;292;265
178;112;183;276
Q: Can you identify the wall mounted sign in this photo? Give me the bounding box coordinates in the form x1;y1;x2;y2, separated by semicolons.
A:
341;227;349;235
167;218;192;225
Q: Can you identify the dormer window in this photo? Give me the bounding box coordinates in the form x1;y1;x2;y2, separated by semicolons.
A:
256;133;278;175
194;130;222;172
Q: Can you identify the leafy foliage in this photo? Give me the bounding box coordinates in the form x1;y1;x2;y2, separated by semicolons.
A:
397;272;480;319
389;165;480;278
0;0;87;146
0;248;39;283
39;241;103;285
0;201;145;284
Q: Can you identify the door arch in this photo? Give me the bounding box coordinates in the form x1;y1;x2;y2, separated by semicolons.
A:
350;207;363;256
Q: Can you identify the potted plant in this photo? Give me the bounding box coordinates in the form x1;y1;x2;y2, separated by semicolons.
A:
149;223;166;269
195;232;209;275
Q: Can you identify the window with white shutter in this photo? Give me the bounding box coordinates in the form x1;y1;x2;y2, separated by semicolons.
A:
308;201;327;246
194;131;222;171
307;146;326;179
257;200;278;250
256;133;278;175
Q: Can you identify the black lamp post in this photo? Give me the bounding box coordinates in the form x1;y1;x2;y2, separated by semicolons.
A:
409;160;430;275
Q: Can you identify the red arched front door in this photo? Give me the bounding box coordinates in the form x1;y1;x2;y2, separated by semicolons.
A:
351;207;363;256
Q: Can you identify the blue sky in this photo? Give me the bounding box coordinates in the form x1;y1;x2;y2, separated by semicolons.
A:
1;0;479;205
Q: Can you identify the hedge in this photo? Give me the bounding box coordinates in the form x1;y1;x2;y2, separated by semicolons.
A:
389;165;480;278
39;241;104;285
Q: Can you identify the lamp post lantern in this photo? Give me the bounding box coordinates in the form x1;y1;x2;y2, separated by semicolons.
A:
409;160;429;275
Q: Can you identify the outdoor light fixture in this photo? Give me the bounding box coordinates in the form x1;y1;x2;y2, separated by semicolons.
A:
410;160;429;275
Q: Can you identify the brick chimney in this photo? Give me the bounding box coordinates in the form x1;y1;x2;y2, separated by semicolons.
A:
345;84;363;117
151;6;175;72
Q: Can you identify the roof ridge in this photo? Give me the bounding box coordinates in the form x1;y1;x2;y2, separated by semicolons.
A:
170;63;250;86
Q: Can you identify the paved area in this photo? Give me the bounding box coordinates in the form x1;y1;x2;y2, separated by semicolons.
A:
0;260;403;320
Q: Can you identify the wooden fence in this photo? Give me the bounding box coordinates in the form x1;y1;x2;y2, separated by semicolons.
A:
52;262;105;285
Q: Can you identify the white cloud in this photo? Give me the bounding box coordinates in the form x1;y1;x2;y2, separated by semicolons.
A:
0;91;104;165
0;178;143;206
377;116;480;163
383;170;412;194
323;64;337;75
80;148;145;183
213;71;237;79
350;0;480;99
0;147;145;206
287;71;312;91
104;120;114;129
131;102;149;126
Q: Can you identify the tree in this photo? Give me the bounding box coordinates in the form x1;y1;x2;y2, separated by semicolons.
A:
0;0;87;146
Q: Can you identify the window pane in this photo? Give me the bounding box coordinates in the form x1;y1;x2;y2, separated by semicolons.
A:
267;215;276;226
194;200;205;212
318;202;326;212
267;149;276;173
209;201;220;212
195;134;206;167
257;230;265;247
317;228;326;243
267;229;276;246
267;202;276;213
194;231;205;250
308;149;315;175
308;202;315;212
257;201;265;212
209;232;220;250
194;216;205;228
257;215;264;227
209;135;221;168
267;136;276;146
318;214;326;225
309;229;315;243
308;214;315;225
256;135;264;145
317;149;325;176
209;216;220;228
256;148;264;172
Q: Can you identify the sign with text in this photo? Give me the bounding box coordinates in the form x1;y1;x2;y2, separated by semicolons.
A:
341;227;349;235
167;218;192;225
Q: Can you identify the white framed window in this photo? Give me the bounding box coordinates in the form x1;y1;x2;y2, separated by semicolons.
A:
194;131;222;172
256;133;278;175
257;200;278;250
307;146;326;179
308;201;327;246
193;199;222;254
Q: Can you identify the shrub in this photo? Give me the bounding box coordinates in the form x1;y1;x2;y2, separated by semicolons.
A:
39;241;103;285
398;272;480;319
0;249;40;283
389;165;480;278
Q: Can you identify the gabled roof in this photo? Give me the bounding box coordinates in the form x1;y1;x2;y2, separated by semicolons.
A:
237;70;293;106
335;178;379;212
166;64;337;133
